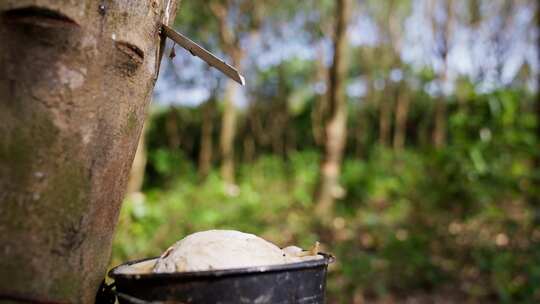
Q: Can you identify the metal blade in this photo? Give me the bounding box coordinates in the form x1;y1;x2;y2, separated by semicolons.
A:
162;24;245;86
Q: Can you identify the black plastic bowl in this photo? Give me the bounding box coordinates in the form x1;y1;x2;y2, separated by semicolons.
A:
108;253;334;304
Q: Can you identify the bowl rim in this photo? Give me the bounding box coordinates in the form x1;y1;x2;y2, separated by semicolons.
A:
109;252;335;280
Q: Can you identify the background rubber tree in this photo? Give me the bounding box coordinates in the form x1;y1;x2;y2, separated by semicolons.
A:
387;2;412;151
207;0;308;185
363;0;412;148
174;0;257;185
429;0;454;148
532;0;540;221
174;0;304;185
198;87;218;180
314;0;352;216
0;0;178;303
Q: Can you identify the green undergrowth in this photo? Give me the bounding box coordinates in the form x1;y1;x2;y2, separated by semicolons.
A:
112;147;540;303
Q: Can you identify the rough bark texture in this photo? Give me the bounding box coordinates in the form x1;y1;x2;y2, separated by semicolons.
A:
0;0;178;303
315;0;351;216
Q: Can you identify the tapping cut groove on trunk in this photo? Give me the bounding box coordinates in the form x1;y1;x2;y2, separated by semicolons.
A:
114;41;145;76
115;41;145;62
2;6;78;27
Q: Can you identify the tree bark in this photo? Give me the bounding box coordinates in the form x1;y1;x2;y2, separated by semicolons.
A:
0;1;178;303
315;0;351;216
198;98;215;180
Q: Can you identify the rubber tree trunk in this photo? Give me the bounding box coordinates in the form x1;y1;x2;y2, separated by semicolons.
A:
0;1;178;303
314;0;351;216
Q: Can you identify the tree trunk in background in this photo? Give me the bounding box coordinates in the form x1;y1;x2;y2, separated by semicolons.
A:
418;113;432;148
355;70;374;159
220;68;239;184
166;106;181;150
243;103;256;162
433;94;447;148
379;98;392;146
0;1;178;303
211;2;243;185
493;0;514;84
272;65;290;158
355;108;366;158
315;0;351;216
431;0;453;148
126;122;148;195
534;72;540;221
386;2;406;151
312;45;328;147
249;103;269;150
198;98;215;180
243;134;256;163
531;1;540;220
393;85;410;150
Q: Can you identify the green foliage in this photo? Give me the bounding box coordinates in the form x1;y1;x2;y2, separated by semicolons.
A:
113;144;539;302
116;0;539;296
113;85;539;302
